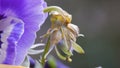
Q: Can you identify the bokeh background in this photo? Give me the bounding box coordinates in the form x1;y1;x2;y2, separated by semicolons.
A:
37;0;120;68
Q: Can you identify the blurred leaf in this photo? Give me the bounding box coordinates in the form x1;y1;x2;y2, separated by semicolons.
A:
48;56;56;68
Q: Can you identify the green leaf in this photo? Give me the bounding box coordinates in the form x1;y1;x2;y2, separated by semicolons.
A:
72;41;85;54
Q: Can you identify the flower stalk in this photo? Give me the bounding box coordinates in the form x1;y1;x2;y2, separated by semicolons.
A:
41;37;51;65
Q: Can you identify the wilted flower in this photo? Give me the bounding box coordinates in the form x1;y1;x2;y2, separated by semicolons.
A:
40;6;84;65
0;0;47;65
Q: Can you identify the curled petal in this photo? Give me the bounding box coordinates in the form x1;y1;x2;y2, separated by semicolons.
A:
28;43;45;56
78;34;85;37
28;49;44;55
30;43;45;49
67;23;79;37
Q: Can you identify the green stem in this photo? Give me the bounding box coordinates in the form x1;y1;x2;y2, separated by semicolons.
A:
41;36;51;66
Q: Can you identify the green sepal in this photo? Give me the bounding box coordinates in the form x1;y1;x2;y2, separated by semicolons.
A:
55;46;66;61
72;41;85;54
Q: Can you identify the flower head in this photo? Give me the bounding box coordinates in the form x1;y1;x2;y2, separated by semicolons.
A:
41;6;84;64
0;0;47;65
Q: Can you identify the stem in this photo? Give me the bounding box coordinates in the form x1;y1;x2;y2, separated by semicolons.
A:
41;36;51;66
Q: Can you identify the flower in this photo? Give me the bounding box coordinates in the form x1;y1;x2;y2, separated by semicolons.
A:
0;0;47;65
40;6;84;64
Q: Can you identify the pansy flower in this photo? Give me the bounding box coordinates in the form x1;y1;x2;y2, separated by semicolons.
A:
0;0;47;65
40;6;84;65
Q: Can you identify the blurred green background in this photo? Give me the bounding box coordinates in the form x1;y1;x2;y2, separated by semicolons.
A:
37;0;120;68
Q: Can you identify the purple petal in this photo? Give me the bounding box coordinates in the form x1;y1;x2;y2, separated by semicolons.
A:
0;17;24;64
0;0;47;65
15;0;47;65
